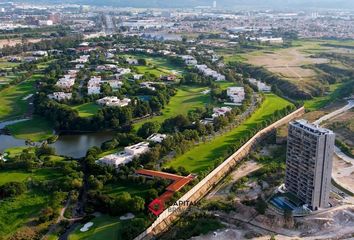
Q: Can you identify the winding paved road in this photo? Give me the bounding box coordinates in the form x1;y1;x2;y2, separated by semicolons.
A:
313;100;354;125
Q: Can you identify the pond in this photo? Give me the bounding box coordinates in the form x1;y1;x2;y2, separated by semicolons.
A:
0;119;116;158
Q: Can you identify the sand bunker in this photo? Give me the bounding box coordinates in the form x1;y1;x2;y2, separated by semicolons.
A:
80;222;94;232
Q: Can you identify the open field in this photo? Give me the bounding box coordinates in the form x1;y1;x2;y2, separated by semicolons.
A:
68;215;123;240
0;74;42;121
0;38;42;48
134;85;211;130
0;168;65;237
164;94;292;173
242;43;328;82
7;116;54;141
72;102;101;118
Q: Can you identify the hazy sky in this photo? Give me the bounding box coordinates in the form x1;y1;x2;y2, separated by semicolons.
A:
14;0;354;9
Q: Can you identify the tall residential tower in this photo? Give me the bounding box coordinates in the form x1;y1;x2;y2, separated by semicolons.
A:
285;119;335;210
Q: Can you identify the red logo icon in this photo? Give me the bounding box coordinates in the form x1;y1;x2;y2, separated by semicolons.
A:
148;198;164;216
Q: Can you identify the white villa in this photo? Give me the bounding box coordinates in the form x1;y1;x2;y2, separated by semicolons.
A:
48;92;72;101
88;76;102;95
98;142;150;168
55;70;78;91
97;97;131;107
212;107;232;119
126;58;138;65
227;87;245;104
140;82;156;91
72;55;90;64
147;133;167;143
104;80;123;89
248;78;271;92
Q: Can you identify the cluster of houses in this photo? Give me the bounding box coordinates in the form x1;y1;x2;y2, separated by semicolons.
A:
248;78;271;92
96;96;131;107
97;133;167;168
195;64;226;81
49;69;79;101
55;70;78;91
179;55;225;81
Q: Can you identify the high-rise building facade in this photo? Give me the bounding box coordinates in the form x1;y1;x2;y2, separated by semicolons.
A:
285;119;335;210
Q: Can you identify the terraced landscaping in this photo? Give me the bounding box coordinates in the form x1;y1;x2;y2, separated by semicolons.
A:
164;94;293;173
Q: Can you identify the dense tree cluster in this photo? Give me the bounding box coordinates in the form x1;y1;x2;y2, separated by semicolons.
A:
0;35;82;56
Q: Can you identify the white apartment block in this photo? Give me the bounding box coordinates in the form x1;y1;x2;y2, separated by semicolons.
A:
285;120;335;210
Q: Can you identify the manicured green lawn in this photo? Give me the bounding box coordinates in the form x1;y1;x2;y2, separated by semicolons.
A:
72;102;101;118
4;146;35;159
122;53;185;76
135;65;170;77
0;74;43;121
215;81;237;90
0;170;31;185
68;215;123;240
164;94;293;173
134;85;211;130
102;181;152;198
7;116;54;141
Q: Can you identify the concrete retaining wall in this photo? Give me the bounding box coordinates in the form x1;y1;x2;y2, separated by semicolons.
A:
135;107;305;240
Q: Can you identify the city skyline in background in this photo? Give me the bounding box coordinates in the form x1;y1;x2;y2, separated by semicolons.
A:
10;0;354;10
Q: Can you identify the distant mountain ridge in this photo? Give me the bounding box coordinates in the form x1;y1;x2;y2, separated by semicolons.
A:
12;0;354;9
